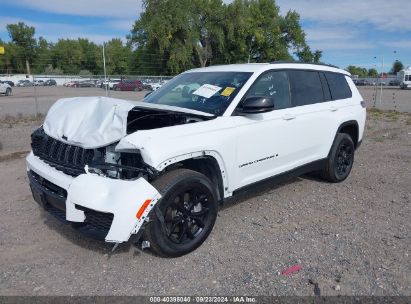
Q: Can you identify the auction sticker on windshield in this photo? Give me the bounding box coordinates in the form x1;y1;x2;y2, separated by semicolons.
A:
220;87;236;97
192;84;222;98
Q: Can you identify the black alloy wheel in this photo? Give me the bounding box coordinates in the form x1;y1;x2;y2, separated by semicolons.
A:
144;169;218;257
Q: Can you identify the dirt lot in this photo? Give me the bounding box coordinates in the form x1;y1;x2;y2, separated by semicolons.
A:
0;109;410;296
0;85;410;119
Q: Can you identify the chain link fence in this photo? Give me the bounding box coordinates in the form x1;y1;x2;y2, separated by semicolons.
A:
0;73;174;118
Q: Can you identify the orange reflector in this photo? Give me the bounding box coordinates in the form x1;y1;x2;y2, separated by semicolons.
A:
136;199;152;219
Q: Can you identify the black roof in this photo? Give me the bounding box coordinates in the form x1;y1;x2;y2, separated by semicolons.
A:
270;60;339;69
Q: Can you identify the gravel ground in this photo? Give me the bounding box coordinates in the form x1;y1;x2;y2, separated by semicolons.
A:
0;109;409;296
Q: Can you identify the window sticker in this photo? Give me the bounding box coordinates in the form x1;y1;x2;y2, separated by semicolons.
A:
220;87;236;97
192;84;222;98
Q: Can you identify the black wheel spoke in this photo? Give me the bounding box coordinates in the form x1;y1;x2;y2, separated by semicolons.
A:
177;223;187;242
186;226;196;239
168;222;181;236
190;216;205;228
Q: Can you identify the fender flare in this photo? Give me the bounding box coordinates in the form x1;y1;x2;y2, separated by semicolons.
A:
156;150;231;198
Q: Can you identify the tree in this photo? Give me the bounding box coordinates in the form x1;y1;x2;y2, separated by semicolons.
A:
6;22;36;74
129;0;317;73
33;36;52;74
367;68;378;77
346;65;367;78
101;39;132;75
78;39;100;74
51;39;83;74
391;60;403;74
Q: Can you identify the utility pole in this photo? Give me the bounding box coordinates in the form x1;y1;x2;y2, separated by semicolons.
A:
380;55;384;105
102;42;108;97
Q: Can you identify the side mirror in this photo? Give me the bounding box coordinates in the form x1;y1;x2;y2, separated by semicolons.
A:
240;96;274;114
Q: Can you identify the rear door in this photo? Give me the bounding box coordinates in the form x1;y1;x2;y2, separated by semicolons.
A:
232;70;306;188
287;70;340;160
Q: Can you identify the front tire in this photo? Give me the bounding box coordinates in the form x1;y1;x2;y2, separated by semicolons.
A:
5;88;11;96
144;169;218;257
321;133;355;183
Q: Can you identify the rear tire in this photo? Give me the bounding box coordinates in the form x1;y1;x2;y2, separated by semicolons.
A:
5;88;11;96
321;133;355;183
144;169;218;257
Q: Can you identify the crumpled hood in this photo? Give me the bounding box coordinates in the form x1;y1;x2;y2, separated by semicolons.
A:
43;96;136;148
43;96;213;149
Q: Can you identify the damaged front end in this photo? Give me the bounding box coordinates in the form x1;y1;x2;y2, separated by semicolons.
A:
28;126;161;244
31;127;158;180
26;97;214;245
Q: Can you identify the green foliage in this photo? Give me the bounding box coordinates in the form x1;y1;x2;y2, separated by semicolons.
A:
1;1;322;76
296;45;322;63
43;65;63;75
103;39;132;75
367;68;378;77
129;0;319;74
0;23;132;75
346;65;368;78
6;22;36;72
391;60;403;74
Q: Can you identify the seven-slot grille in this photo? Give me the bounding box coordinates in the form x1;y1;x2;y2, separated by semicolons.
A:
31;127;95;176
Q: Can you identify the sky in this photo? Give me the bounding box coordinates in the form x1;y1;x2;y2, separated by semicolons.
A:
0;0;410;72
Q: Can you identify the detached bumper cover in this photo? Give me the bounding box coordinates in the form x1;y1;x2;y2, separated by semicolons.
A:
27;152;161;243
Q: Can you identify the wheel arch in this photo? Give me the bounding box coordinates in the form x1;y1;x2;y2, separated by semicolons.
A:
156;151;229;201
337;120;359;148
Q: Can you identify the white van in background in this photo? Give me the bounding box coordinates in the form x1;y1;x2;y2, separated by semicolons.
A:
398;67;411;89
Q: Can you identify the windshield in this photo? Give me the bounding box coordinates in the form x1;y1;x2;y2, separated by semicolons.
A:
144;71;253;116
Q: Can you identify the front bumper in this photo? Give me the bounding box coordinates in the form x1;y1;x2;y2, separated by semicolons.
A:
26;152;161;243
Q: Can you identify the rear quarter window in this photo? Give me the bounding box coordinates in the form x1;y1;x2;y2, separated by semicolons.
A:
288;70;324;106
324;72;352;100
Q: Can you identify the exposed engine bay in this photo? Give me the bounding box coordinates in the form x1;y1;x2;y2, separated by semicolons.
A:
126;106;215;133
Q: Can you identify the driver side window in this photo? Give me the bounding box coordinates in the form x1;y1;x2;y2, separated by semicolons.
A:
246;71;291;110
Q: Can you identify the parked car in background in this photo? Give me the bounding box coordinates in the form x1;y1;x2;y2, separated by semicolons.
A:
95;80;103;88
148;82;163;91
63;81;75;87
17;80;33;87
44;79;57;86
2;80;14;87
68;81;80;88
102;79;121;90
354;79;369;86
113;79;144;91
0;81;12;95
34;80;45;86
75;80;95;88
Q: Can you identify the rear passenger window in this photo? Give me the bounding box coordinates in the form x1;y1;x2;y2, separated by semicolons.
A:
246;71;291;109
319;72;332;101
324;72;352;100
288;70;324;106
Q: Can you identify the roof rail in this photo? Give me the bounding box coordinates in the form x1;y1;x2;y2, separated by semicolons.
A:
270;60;340;69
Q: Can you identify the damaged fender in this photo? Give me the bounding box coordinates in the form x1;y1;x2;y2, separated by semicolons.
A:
66;173;161;243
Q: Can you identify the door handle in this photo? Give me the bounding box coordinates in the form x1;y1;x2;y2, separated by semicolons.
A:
282;113;296;120
330;105;338;112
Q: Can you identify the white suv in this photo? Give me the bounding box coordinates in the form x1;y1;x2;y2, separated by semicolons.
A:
0;81;12;96
27;63;366;257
